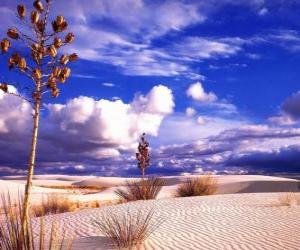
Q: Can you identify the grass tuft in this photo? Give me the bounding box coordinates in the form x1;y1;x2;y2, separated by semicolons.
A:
176;175;217;197
115;177;164;202
276;192;300;207
94;208;162;249
31;194;77;217
0;193;72;250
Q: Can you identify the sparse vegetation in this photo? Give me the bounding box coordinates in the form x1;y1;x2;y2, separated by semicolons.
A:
0;194;72;250
276;193;300;207
30;194;115;217
176;175;218;197
94;208;162;249
31;194;77;217
36;185;105;194
115;178;164;202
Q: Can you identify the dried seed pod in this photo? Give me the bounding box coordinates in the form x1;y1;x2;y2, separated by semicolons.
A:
31;43;39;51
36;20;45;33
8;57;15;70
65;32;74;43
31;11;39;24
52;21;59;33
1;38;11;53
47;45;57;57
52;67;61;77
10;53;21;68
7;29;19;40
33;69;42;79
0;83;8;93
58;75;66;83
60;55;69;65
17;5;26;18
18;58;27;70
47;77;56;88
53;37;62;48
60;21;68;32
11;53;21;65
33;0;44;12
56;16;65;26
61;67;71;78
69;53;78;62
52;88;59;97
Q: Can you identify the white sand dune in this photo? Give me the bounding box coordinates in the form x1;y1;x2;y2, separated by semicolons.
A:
31;193;300;250
1;175;300;249
1;175;299;204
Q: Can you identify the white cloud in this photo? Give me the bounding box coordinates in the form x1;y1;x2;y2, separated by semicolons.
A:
197;116;206;125
268;115;296;126
102;83;115;87
46;85;174;153
132;85;174;115
0;86;32;134
173;37;243;60
185;107;196;117
0;85;174;171
186;82;217;103
72;74;98;79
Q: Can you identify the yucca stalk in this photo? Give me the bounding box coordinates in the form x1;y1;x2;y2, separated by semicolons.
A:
0;0;77;236
136;133;150;179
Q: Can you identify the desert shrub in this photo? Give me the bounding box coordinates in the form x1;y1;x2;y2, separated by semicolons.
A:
94;208;162;249
276;193;300;207
0;194;72;250
31;194;77;217
115;178;164;202
176;175;217;197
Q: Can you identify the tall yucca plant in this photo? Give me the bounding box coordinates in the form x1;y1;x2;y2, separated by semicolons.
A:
0;0;77;235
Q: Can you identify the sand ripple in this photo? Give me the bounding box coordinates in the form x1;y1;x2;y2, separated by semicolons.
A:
31;193;300;250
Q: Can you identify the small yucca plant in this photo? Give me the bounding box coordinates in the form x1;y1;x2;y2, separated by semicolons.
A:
94;208;162;249
115;177;164;202
0;193;72;250
176;175;218;197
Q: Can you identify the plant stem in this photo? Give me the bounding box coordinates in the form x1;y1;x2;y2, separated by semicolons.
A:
21;82;41;239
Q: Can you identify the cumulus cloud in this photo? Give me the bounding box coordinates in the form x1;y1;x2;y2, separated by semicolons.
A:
0;85;174;175
186;82;217;103
197;116;206;125
185;107;196;117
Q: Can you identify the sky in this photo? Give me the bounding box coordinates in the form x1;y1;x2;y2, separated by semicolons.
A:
1;0;300;176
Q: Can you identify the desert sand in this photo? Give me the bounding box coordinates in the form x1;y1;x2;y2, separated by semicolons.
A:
28;193;300;250
1;174;299;202
1;175;300;249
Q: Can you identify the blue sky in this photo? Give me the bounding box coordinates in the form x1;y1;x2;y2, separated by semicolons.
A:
1;0;300;176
